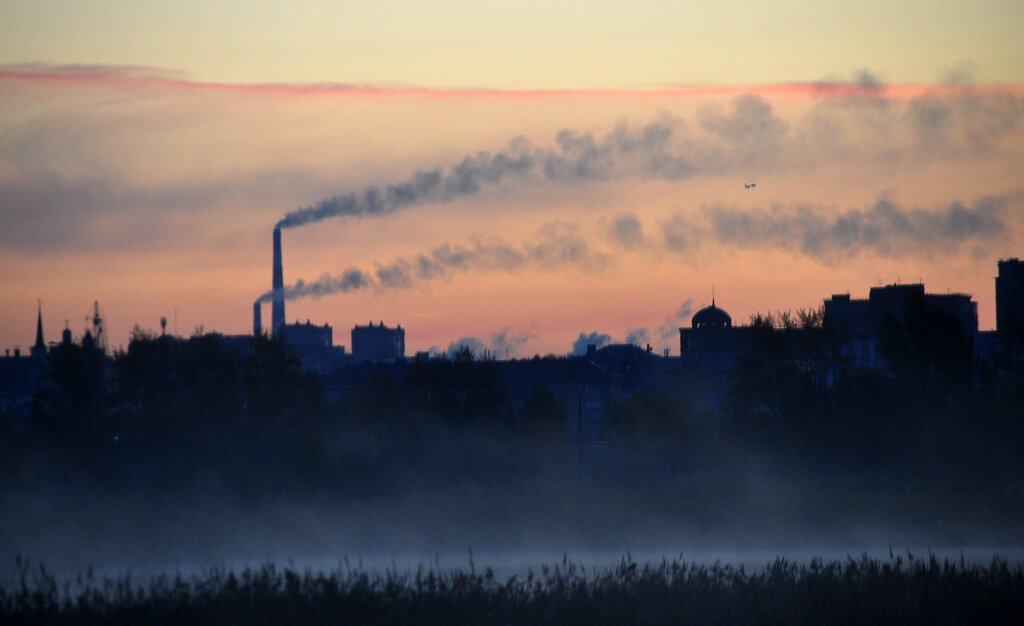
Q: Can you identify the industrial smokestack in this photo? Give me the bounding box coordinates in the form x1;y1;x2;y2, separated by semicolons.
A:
272;227;285;336
253;300;262;336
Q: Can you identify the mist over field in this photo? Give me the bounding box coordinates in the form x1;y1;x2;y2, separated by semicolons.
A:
4;337;1023;582
5;446;1022;583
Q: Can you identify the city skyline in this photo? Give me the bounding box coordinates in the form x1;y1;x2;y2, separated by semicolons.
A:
2;2;1023;356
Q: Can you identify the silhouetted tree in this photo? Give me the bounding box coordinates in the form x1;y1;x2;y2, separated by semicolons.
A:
606;388;714;473
516;385;569;442
408;347;510;424
725;308;835;451
32;334;110;444
113;328;243;436
825;366;906;473
877;292;975;397
240;333;324;444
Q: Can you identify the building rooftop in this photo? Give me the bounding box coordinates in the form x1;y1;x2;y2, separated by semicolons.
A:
692;301;732;330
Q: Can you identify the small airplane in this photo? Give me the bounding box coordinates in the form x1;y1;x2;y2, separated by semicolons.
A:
744;182;757;189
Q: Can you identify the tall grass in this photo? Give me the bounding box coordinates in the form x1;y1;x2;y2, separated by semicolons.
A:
3;552;1022;624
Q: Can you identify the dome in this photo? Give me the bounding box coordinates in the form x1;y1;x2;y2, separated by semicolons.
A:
691;300;732;330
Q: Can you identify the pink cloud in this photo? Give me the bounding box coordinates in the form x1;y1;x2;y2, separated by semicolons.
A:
4;64;1021;101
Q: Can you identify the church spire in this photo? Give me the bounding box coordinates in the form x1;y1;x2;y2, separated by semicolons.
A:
31;301;46;359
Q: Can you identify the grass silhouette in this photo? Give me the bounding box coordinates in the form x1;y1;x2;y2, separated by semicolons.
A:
3;552;1022;624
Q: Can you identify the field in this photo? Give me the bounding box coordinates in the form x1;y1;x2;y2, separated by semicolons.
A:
3;552;1022;624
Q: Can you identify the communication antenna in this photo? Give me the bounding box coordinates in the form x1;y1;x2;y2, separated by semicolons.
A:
84;300;107;352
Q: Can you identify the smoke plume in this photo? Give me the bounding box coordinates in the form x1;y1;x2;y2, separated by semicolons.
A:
446;329;535;359
698;194;1014;260
255;268;372;305
624;327;651;346
261;192;1019;308
606;299;696;355
256;222;608;303
273;88;1024;233
571;332;615;355
658;299;695;342
274;116;693;230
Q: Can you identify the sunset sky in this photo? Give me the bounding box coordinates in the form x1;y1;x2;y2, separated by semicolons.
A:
2;1;1023;357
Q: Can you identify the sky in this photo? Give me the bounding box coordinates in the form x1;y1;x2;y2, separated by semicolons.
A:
2;1;1023;357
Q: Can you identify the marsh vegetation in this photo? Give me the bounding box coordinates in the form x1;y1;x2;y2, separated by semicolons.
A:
4;552;1023;625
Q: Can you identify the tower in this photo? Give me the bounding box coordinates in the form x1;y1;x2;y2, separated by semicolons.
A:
253;300;263;337
996;258;1024;346
84;301;107;352
30;302;46;360
272;227;285;337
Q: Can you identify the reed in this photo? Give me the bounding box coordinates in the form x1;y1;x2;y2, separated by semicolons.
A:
3;552;1022;624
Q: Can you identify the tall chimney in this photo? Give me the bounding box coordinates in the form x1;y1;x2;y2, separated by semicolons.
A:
253;300;262;336
272;227;285;336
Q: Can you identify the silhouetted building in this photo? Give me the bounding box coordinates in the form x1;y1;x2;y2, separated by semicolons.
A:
679;300;752;372
30;305;46;362
976;330;1001;363
822;293;876;366
83;301;108;353
2;305;114;416
996;258;1024;352
352;321;405;363
0;346;36;416
210;332;257;355
280;319;348;372
824;283;978;368
1;307;46;415
281;320;332;354
692;301;732;330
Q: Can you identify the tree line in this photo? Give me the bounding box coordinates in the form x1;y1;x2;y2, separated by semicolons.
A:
2;295;1023;501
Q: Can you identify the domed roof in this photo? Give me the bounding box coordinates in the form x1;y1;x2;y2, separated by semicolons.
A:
691;300;732;330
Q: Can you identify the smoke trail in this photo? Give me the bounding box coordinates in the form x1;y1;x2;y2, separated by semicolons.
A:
257;223;607;302
658;299;695;342
624;327;651;345
697;193;1013;259
597;195;1017;263
255;268;373;304
570;332;615;355
608;299;695;355
273;89;1024;232
274;117;692;230
446;328;536;359
263;193;1018;306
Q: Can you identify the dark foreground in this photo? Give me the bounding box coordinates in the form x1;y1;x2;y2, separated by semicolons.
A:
3;553;1022;625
